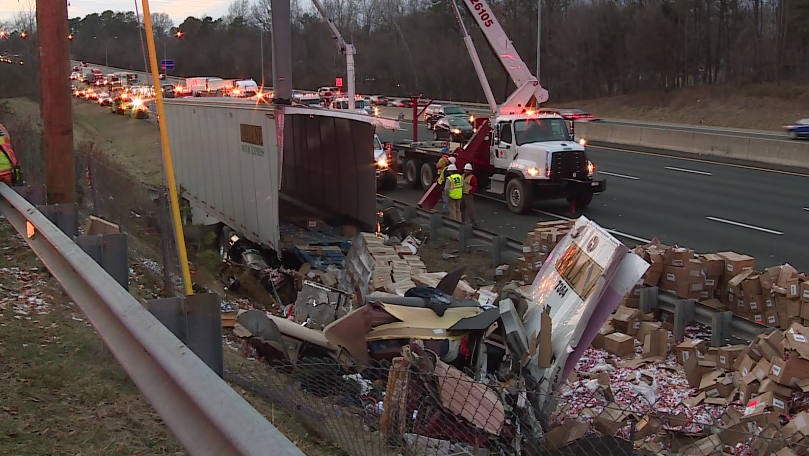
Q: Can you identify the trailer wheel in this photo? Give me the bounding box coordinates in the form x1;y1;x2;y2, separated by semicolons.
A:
404;159;422;189
568;192;593;209
420;162;436;191
218;226;232;260
505;177;534;214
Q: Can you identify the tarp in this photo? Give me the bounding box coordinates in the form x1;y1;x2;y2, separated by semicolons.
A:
521;216;649;405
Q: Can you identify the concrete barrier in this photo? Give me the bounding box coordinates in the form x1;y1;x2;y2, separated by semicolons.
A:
577;122;809;169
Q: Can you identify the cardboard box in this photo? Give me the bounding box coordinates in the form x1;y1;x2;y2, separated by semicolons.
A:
611;306;643;336
802;282;809;303
779;265;799;287
678;434;722;456
765;309;779;327
752;358;772;381
754;391;790;417
718;251;755;275
676;339;707;364
770;354;809;387
665;247;694;267
701;254;726;276
738;373;760;403
643;258;664;286
642;329;668;359
592;323;614;349
743;276;764;297
718;345;746;370
787;278;801;299
604;332;635;357
760;266;781;291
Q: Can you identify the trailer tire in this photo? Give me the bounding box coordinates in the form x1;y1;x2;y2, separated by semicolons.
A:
568;192;593;209
218;226;232;260
404;159;422;189
420;162;436;191
505;177;534;214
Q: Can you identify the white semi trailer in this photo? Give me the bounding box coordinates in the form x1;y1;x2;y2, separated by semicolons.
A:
163;97;380;256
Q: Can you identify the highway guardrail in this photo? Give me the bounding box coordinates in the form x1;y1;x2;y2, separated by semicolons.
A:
0;183;306;456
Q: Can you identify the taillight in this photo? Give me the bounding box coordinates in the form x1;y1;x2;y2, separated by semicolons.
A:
546;169;552;178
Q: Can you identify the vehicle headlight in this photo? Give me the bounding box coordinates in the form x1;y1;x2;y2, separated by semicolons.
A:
377;158;389;168
453;128;461;134
579;138;587;146
374;107;380;117
527;167;539;177
469;115;475;123
587;161;595;177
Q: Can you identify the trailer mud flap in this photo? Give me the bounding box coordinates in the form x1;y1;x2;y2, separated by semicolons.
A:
282;113;376;231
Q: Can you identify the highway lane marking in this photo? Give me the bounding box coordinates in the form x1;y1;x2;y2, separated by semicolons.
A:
706;216;784;235
532;209;651;244
664;166;712;176
598;171;640;180
592;145;809;178
804;207;809;211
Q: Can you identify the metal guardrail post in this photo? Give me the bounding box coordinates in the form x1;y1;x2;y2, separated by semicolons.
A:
639;286;659;314
76;233;129;290
0;183;307;456
429;214;442;240
13;185;46;205
683;298;696;323
711;311;733;347
673;300;688;341
493;235;507;268
38;203;79;239
403;206;417;223
459;224;473;252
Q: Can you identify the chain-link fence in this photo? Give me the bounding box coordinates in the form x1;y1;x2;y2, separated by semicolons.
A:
1;107;182;296
227;354;809;456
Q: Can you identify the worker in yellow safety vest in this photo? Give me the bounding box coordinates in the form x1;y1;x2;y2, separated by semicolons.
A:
461;163;477;227
445;164;463;222
436;155;455;214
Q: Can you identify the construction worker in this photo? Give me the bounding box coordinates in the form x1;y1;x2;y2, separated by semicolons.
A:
445;164;463;222
436;155;455;214
0;122;20;186
461;163;477;227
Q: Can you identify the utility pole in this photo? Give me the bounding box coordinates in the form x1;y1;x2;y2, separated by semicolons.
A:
536;0;541;81
260;27;265;87
271;0;292;103
37;0;76;204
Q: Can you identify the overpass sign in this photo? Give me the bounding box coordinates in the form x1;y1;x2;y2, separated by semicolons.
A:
161;59;175;71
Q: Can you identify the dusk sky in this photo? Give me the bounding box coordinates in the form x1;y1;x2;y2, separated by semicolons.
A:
0;0;231;24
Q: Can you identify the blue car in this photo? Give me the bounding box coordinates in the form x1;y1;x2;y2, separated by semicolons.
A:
784;118;809;139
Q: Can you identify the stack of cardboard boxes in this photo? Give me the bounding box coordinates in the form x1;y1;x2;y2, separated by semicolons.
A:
344;233;428;299
517;220;576;284
631;243;808;331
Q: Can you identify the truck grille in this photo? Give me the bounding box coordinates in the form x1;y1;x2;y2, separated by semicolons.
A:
550;150;588;181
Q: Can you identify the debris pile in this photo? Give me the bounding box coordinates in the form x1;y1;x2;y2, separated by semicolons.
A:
517;220;576;284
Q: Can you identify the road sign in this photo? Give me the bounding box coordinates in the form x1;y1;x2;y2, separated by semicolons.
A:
161;59;175;71
335;77;343;88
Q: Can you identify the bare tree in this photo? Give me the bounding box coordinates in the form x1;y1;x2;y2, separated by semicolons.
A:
227;0;253;24
12;0;36;32
150;12;174;37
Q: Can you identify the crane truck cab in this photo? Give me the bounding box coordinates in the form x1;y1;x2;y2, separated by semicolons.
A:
374;134;397;191
486;112;603;213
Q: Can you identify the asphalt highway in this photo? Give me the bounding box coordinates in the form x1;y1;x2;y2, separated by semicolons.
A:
376;136;809;272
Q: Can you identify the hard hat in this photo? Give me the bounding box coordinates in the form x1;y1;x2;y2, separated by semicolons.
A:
447;164;457;171
464;163;473;171
449;157;456;164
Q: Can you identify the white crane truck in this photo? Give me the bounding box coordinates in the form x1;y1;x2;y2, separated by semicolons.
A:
396;0;606;214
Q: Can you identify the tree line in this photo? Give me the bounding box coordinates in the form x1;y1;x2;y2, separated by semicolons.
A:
3;0;809;103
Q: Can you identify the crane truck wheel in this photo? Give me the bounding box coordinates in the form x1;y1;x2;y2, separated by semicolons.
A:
568;192;593;209
505;177;534;214
420;162;436;191
404;159;422;189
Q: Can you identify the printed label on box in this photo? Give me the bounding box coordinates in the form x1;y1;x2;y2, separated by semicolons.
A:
634;288;641;295
633;321;641;329
700;291;709;299
754;315;764;323
682;351;690;362
794;334;807;343
792;285;799;295
535;260;543;268
804;290;809;299
666;273;676;282
742;368;749;376
523;246;531;253
672;260;684;266
740;391;746;402
750;302;758;310
772;365;782;376
705;279;716;286
728;264;735;272
774;398;786;410
719;355;727;364
706;388;720;398
738;300;745;308
766;299;774;308
768;315;777;324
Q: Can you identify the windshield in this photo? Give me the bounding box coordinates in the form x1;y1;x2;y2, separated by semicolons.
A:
513;118;572;145
375;136;383;151
444;106;465;115
445;118;470;127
